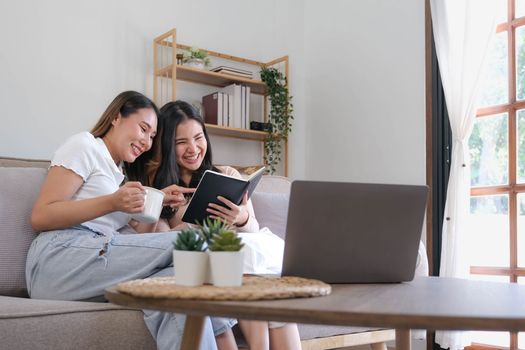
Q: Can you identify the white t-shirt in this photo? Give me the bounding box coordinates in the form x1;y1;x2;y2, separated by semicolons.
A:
51;131;131;234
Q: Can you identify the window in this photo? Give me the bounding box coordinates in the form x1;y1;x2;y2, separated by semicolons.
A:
467;1;525;348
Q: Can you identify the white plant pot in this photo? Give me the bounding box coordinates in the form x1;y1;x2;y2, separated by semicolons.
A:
185;58;205;70
204;254;213;284
209;251;244;287
173;250;208;287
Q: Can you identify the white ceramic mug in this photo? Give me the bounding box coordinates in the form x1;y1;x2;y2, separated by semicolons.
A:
131;186;165;224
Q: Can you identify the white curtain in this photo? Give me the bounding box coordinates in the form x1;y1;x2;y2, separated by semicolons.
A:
430;0;497;349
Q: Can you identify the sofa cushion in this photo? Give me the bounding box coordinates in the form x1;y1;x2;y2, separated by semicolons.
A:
251;191;289;240
0;167;47;297
0;296;155;349
256;175;291;193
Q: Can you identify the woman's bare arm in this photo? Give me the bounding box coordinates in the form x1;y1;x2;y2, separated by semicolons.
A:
31;166;144;232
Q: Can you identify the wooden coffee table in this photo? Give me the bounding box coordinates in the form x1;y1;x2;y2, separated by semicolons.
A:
105;276;525;350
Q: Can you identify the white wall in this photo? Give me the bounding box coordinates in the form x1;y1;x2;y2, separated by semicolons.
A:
0;0;424;184
303;0;425;185
0;0;170;158
0;0;304;173
169;0;307;174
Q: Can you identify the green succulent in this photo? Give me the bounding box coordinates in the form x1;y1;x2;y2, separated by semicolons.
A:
209;231;244;252
199;218;234;244
173;228;206;251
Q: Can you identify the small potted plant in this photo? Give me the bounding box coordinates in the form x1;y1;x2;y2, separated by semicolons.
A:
200;217;228;244
182;46;211;70
172;228;208;286
199;218;233;284
208;225;245;287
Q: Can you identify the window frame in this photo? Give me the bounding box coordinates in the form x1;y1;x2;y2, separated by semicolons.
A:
468;1;525;350
427;1;525;349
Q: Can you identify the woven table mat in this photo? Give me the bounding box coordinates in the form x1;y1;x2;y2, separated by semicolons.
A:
116;276;331;301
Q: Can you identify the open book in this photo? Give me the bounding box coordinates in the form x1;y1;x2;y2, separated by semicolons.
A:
182;166;266;224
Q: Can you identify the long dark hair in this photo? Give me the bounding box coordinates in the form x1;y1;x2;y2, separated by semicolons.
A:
154;100;219;219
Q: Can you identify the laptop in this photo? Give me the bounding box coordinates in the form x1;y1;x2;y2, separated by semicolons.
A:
281;181;428;283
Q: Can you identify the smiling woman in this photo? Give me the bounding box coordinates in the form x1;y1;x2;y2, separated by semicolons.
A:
139;100;302;350
25;91;222;350
174;117;208;184
98;105;157;163
147;100;258;232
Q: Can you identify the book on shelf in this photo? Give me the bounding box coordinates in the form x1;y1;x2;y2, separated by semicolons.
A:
211;65;252;74
202;92;221;125
203;92;232;126
202;85;251;129
182;166;266;224
245;85;251;129
240;85;246;130
237;85;252;130
221;93;227;126
225;93;233;127
221;84;242;129
211;66;253;79
217;71;253;79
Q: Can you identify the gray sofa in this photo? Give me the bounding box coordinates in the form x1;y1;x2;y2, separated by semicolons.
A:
0;157;426;349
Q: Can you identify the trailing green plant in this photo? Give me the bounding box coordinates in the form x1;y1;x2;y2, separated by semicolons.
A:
260;67;294;174
209;230;244;252
199;217;234;244
173;228;206;251
182;46;211;66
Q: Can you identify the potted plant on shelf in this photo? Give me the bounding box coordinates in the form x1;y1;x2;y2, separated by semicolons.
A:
205;220;245;287
182;46;211;70
172;228;208;286
260;67;294;174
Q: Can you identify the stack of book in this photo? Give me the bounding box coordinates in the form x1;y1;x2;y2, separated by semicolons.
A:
210;66;253;79
202;83;251;129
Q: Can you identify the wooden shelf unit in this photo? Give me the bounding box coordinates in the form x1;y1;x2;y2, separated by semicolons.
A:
156;65;268;95
204;124;268;141
153;28;289;175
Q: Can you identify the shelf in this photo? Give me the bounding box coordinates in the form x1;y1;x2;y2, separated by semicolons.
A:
153;27;289;175
156;65;267;95
205;124;268;141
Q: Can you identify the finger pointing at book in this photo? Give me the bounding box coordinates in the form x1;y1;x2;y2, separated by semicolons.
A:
161;184;195;209
139;101;260;233
207;192;250;227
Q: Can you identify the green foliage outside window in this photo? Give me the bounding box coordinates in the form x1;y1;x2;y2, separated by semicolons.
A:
471;27;525;215
469;114;508;187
